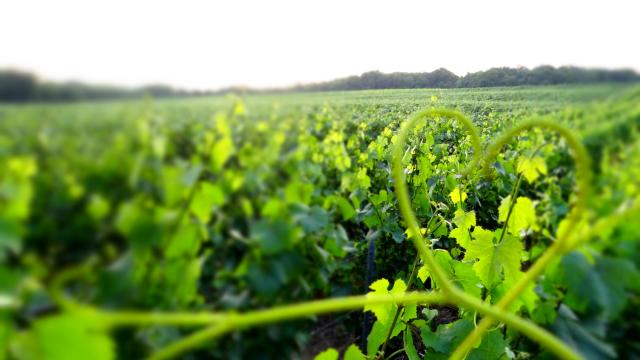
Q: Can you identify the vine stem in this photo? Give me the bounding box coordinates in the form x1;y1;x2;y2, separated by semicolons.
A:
146;292;445;359
143;288;579;360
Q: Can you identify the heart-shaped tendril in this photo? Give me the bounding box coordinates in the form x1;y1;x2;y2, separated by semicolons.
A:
391;109;590;360
450;119;594;360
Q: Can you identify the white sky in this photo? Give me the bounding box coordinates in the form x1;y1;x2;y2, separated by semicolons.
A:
1;0;639;90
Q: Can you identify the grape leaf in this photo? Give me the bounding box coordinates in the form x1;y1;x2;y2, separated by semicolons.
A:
364;278;407;324
367;320;387;356
421;318;474;353
453;209;476;231
314;348;338;360
367;319;407;355
450;227;472;249
87;194;111;221
517;156;547;183
250;219;300;255
364;278;411;355
332;196;356;221
212;136;234;172
451;260;483;299
417;250;453;285
499;196;537;236
449;188;468;204
190;183;225;224
467;331;507;360
344;344;366;360
464;228;522;288
12;312;114;360
404;328;420;360
495;270;539;312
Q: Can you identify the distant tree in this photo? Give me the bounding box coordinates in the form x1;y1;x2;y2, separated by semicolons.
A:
0;70;37;101
139;84;177;98
424;68;458;88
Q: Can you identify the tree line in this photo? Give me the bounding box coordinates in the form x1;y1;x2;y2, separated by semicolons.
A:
1;66;639;102
293;66;640;92
0;70;218;102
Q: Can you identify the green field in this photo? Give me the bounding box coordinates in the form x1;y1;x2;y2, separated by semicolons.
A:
2;84;640;360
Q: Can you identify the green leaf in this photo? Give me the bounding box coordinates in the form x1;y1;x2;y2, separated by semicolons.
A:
467;331;507;360
332;196;356;220
364;278;407;324
449;188;468;204
295;206;330;233
451;260;483;299
417;250;453;285
365;279;391;324
250;219;300;255
550;305;617;360
114;200;162;250
499;196;537;236
404;328;420;360
471;226;494;244
190;183;225;224
212;136;234;172
453;209;476;231
344;344;366;360
355;168;371;190
87;194;111;221
284;181;314;205
450;227;472;249
464;227;522;288
403;301;418;323
313;348;338;360
370;190;388;206
367;320;387;356
421;318;474;353
517;156;547;183
0;218;21;257
499;270;538;312
161;165;186;207
417;264;430;283
558;252;640;318
531;301;558;324
12;312;114;360
165;221;201;257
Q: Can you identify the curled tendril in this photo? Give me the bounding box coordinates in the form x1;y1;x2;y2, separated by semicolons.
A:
391;108;484;294
391;109;590;360
450;118;595;360
481;119;593;252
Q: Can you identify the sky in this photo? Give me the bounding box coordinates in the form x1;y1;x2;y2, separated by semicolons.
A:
1;0;639;90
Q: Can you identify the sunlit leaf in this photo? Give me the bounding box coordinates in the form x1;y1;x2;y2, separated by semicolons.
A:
449;188;468;204
517;156;547;183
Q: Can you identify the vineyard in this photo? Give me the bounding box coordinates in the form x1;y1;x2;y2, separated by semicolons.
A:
2;84;640;360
